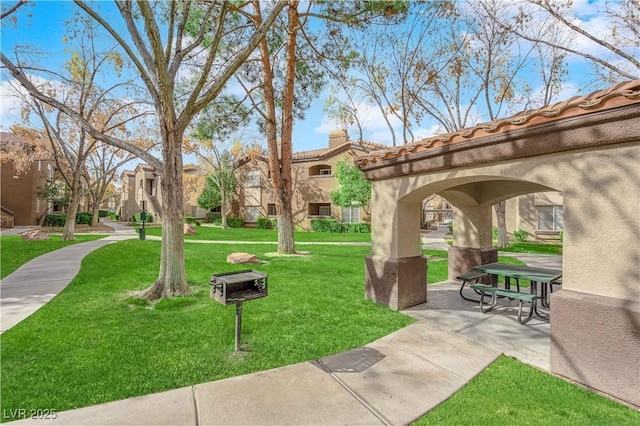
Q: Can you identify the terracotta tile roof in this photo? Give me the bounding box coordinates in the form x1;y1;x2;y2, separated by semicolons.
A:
355;79;640;167
293;140;387;161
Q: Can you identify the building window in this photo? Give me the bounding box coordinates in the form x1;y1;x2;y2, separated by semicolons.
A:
246;170;260;187
342;205;361;223
537;206;563;231
267;204;277;216
245;206;260;223
47;164;53;179
308;203;331;217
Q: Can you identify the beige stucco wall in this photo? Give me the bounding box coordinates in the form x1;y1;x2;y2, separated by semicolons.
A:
370;142;640;302
241;151;368;229
496;192;564;238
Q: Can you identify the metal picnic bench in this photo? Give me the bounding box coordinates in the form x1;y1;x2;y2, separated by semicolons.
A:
458;262;562;324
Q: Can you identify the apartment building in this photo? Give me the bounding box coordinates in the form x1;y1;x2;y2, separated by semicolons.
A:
0;132;57;227
119;163;207;221
237;130;385;230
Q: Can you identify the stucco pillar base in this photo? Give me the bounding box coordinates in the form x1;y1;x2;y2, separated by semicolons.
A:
550;289;640;407
447;246;498;281
365;254;427;311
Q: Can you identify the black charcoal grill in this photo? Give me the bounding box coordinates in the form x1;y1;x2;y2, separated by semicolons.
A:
209;270;268;351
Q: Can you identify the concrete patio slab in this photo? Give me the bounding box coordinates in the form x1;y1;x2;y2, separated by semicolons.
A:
457;314;551;371
324;339;468;425
382;322;501;381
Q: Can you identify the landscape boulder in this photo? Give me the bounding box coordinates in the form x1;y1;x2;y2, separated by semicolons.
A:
227;252;260;264
183;224;196;235
21;229;49;241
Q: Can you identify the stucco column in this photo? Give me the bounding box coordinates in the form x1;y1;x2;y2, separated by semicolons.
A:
448;204;497;280
550;153;640;406
365;188;427;310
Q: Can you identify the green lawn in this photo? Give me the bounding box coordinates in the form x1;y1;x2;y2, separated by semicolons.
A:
2;237;630;424
498;242;563;255
413;355;640;425
0;241;412;420
0;235;107;279
143;225;372;243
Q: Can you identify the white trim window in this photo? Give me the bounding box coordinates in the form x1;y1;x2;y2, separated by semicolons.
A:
537;205;563;231
245;206;260;223
246;170;260;188
341;205;361;223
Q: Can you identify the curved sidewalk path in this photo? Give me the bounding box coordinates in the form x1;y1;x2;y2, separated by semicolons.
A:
0;221;137;333
3;223;559;425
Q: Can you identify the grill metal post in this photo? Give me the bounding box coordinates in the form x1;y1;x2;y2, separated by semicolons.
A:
209;270;267;352
235;302;243;352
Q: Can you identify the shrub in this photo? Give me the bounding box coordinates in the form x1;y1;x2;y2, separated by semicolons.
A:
205;212;222;224
348;223;371;233
311;219;370;233
311;219;340;232
513;229;529;243
109;213;120;220
133;212;152;223
492;227;498;241
271;219;278;230
256;217;273;229
558;231;564;243
184;216;196;224
226;217;244;228
195;220;201;226
448;221;454;233
98;210;111;217
75;212;93;225
43;214;66;227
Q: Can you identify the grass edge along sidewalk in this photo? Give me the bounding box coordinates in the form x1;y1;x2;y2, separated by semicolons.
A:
0;235;107;279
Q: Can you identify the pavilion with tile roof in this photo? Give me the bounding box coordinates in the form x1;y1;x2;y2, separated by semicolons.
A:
354;79;640;407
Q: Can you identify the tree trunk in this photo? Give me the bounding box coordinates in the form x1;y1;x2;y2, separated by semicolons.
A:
273;0;298;254
494;201;509;248
254;25;295;253
62;190;80;241
276;188;295;253
90;199;100;227
140;132;190;299
221;188;227;229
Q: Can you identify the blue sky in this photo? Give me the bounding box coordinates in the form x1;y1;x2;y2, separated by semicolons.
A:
0;1;337;152
0;0;628;158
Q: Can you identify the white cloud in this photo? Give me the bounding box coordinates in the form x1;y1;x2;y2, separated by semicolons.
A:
0;78;29;130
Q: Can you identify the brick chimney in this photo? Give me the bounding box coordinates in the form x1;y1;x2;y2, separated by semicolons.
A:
328;129;348;149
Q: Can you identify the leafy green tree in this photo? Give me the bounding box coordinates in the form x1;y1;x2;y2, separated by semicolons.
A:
331;159;371;219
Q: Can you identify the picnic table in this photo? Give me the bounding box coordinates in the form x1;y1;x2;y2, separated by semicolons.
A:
469;262;562;323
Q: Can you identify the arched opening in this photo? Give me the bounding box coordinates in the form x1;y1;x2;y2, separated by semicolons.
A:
308;164;332;177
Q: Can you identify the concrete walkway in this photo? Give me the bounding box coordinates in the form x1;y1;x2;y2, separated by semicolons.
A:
2;222;561;425
0;221;136;333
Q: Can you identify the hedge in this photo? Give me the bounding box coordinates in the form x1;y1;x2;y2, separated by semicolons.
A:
256;217;273;229
226;217;244;228
75;212;93;225
43;212;100;226
98;210;111;217
43;214;66;227
205;212;222;224
133;212;153;223
310;219;370;233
